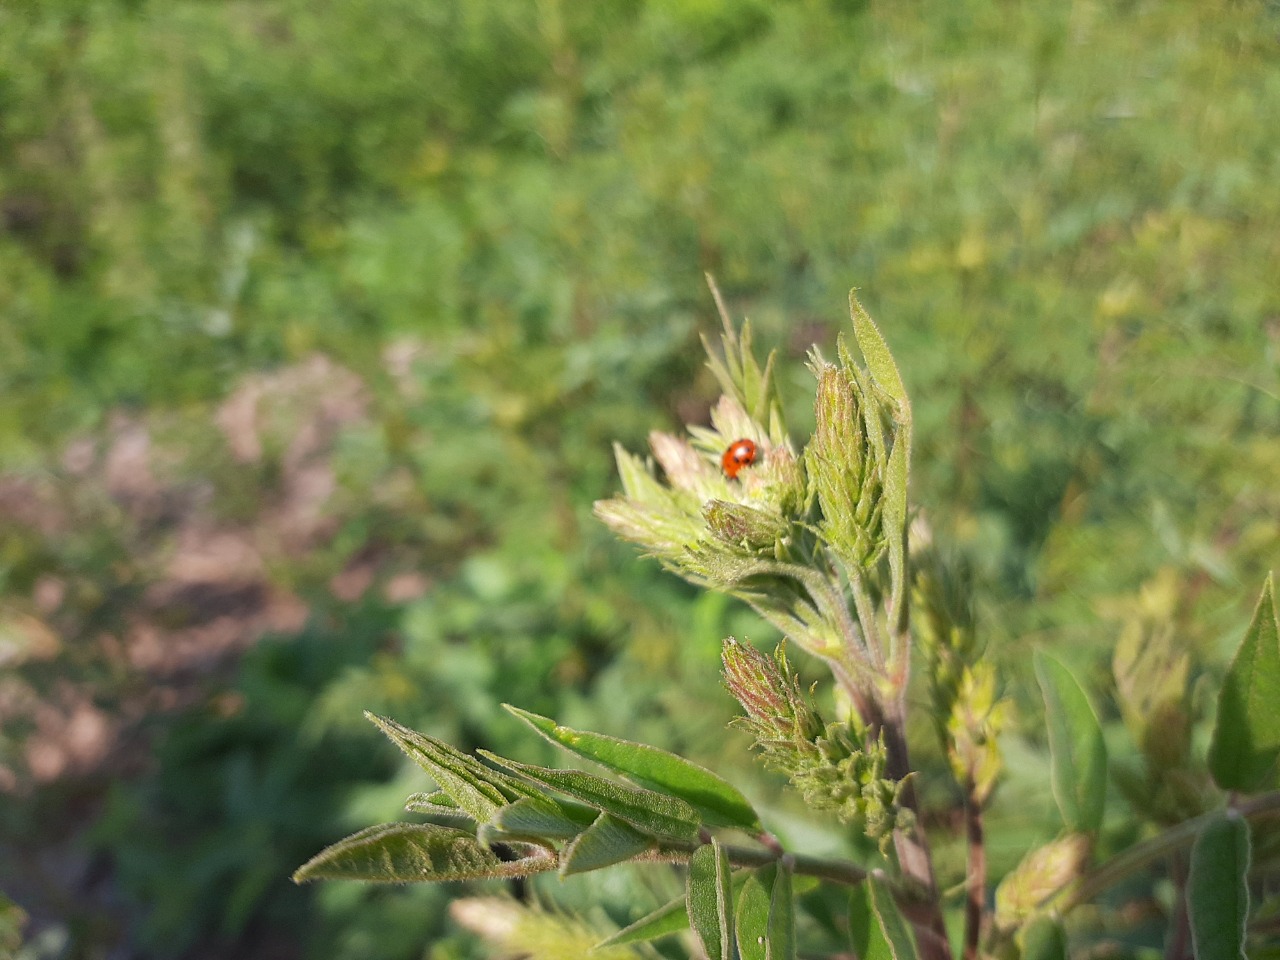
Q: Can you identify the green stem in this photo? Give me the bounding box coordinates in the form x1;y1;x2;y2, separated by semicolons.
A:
1052;791;1280;913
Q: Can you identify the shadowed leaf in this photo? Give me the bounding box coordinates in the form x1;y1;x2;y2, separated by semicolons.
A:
1188;812;1250;960
1208;575;1280;792
688;840;735;960
1034;652;1107;833
595;894;690;949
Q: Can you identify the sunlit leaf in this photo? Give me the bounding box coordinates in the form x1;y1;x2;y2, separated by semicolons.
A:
293;822;554;884
559;812;653;876
480;752;702;840
488;796;595;840
505;705;760;830
367;713;535;822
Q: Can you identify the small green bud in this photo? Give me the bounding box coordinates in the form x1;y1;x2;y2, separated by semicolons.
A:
944;662;1011;803
722;639;823;743
723;639;909;845
994;834;1090;930
704;499;790;550
805;359;885;572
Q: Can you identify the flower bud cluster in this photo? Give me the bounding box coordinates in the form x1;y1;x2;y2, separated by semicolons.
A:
722;639;909;845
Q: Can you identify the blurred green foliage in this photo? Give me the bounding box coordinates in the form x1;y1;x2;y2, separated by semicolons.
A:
0;0;1277;957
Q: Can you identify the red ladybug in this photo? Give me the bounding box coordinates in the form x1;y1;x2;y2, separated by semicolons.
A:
720;438;759;479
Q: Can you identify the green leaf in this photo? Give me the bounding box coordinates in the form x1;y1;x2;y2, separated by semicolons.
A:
367;713;535;822
1034;652;1107;833
1020;916;1068;960
404;791;475;827
1208;574;1280;792
480;752;702;840
292;822;554;884
688;840;736;960
848;294;912;633
848;875;919;960
767;860;796;960
882;425;910;633
559;812;654;876
736;865;773;960
595;894;690;949
505;705;760;831
488;796;595;840
848;293;910;419
1188;811;1251;960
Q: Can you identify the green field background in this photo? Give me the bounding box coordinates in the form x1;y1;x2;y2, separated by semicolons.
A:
1;1;1277;957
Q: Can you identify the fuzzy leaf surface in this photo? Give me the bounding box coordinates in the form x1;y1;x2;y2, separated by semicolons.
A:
480;752;701;840
505;705;759;830
1034;652;1107;833
1188;812;1250;960
559;812;653;876
293;822;553;884
367;713;535;822
488;796;595;840
1208;575;1280;792
688;840;735;960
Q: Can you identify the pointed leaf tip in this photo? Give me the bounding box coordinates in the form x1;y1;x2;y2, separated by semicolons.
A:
1208;575;1280;792
293;822;555;885
504;704;760;831
1034;651;1107;833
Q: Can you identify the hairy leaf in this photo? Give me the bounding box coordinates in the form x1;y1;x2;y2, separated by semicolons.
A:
293;822;554;884
559;812;653;876
505;705;760;831
1188;812;1250;960
488;796;595;841
480;752;702;840
1034;652;1107;833
688;840;735;960
1208;574;1280;792
367;713;535;822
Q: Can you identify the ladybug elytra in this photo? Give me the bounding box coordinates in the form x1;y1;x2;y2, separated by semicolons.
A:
720;438;759;479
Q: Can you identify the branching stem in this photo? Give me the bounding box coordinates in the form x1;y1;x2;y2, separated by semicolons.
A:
1053;790;1280;913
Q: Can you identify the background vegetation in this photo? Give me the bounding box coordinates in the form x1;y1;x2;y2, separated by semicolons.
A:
0;0;1276;957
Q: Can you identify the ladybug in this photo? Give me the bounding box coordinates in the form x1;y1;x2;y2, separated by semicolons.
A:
720;438;759;479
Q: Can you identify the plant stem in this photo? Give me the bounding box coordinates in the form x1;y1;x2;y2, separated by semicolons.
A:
1164;853;1189;960
1053;790;1280;913
879;703;953;960
962;783;986;960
